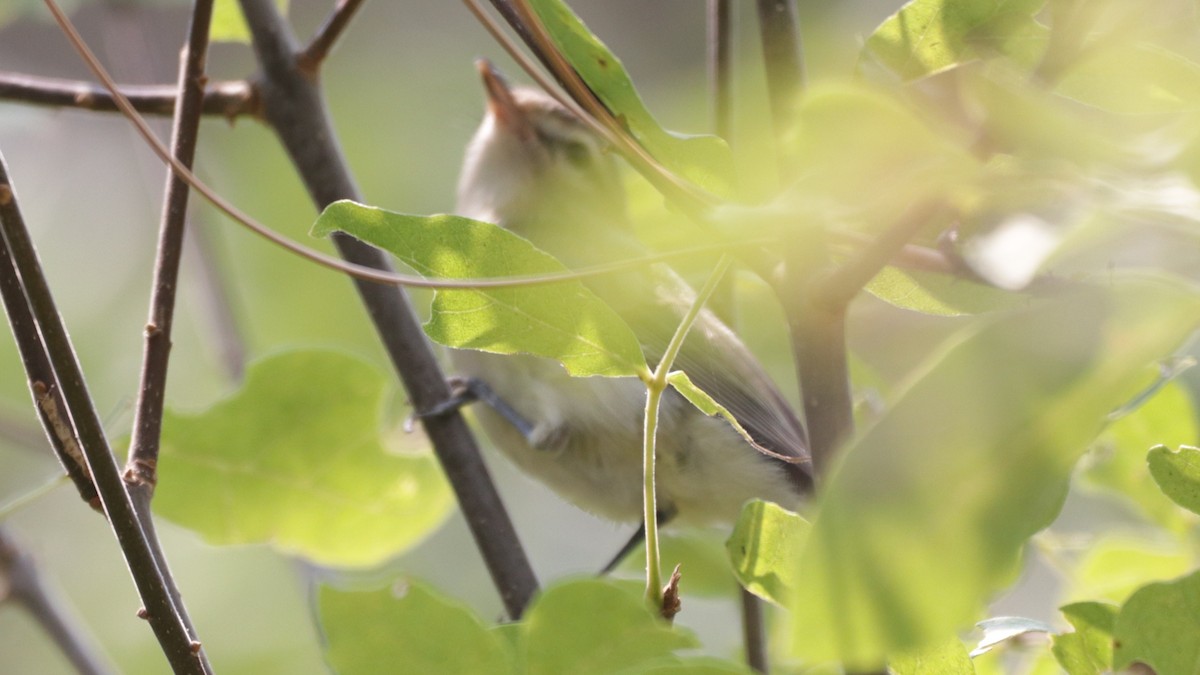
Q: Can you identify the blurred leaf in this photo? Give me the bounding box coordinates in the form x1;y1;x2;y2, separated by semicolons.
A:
630;658;753;674
615;530;737;598
789;277;1200;669
726;500;809;606
1068;537;1194;605
866;267;1027;316
519;578;696;675
863;0;1047;81
211;0;287;42
1051;601;1117;675
970;616;1056;657
1057;43;1200;115
1086;382;1199;533
156;350;452;567
312;201;647;377
319;580;515;675
787;85;979;227
1148;445;1200;515
527;0;734;196
1112;570;1200;675
889;637;975;675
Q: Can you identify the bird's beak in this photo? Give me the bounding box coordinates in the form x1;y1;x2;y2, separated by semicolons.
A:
477;59;534;141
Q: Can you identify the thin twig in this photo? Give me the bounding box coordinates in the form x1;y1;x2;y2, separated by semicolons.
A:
0;527;117;675
0;72;260;119
0;143;206;673
297;0;367;74
236;0;540;619
125;0;215;494
818;201;949;310
708;0;734;144
0;164;97;509
740;586;767;673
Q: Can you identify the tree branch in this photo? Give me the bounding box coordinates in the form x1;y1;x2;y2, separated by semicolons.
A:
0;188;96;508
0;142;206;673
296;0;367;74
236;0;539;619
0;72;261;119
0;527;117;675
754;0;804;154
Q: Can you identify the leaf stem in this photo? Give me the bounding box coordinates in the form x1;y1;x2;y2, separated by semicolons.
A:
642;256;733;607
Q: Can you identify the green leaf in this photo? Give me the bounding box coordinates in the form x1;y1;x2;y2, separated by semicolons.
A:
863;0;1047;81
889;637;975;675
726;500;810;606
155;349;452;567
1051;601;1117;675
1057;43;1200;115
211;0;288;42
667;371;777;457
786;85;979;227
1148;445;1200;515
526;0;734;196
312;201;648;378
519;578;695;675
1067;537;1194;605
866;267;1028;316
788;277;1200;669
1112;570;1200;675
1085;381;1199;533
318;580;515;675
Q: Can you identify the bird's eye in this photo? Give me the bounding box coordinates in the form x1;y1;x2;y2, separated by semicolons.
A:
561;140;592;168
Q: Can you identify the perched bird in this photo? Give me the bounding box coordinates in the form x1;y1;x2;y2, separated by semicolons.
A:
451;60;812;538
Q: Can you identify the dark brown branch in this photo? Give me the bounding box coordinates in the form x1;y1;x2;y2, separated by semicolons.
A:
754;0;804;169
0;72;261;119
1;527;117;675
0;143;206;673
297;0;367;74
237;0;539;620
708;0;734;144
740;587;767;673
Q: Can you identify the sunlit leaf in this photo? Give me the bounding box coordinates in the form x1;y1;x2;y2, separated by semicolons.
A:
667;371;774;457
1051;601;1117;675
863;0;1047;81
156;350;452;567
787;85;979;228
866;267;1027;316
319;580;514;675
519;578;696;675
312;200;647;377
726;500;809;606
1067;537;1194;605
1148;445;1200;515
1112;570;1200;675
970;616;1056;657
1085;382;1198;532
1058;42;1200;115
789;277;1200;669
889;636;975;675
527;0;734;196
211;0;288;42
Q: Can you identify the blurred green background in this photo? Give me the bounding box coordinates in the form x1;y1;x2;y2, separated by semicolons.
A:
0;1;1147;672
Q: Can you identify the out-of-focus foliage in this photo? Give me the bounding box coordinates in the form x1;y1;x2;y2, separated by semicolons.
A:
1112;571;1200;675
156;350;453;567
726;499;808;606
210;0;287;42
319;578;749;675
1051;601;1117;675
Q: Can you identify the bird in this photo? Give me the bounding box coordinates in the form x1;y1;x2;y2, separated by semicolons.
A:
450;60;812;549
